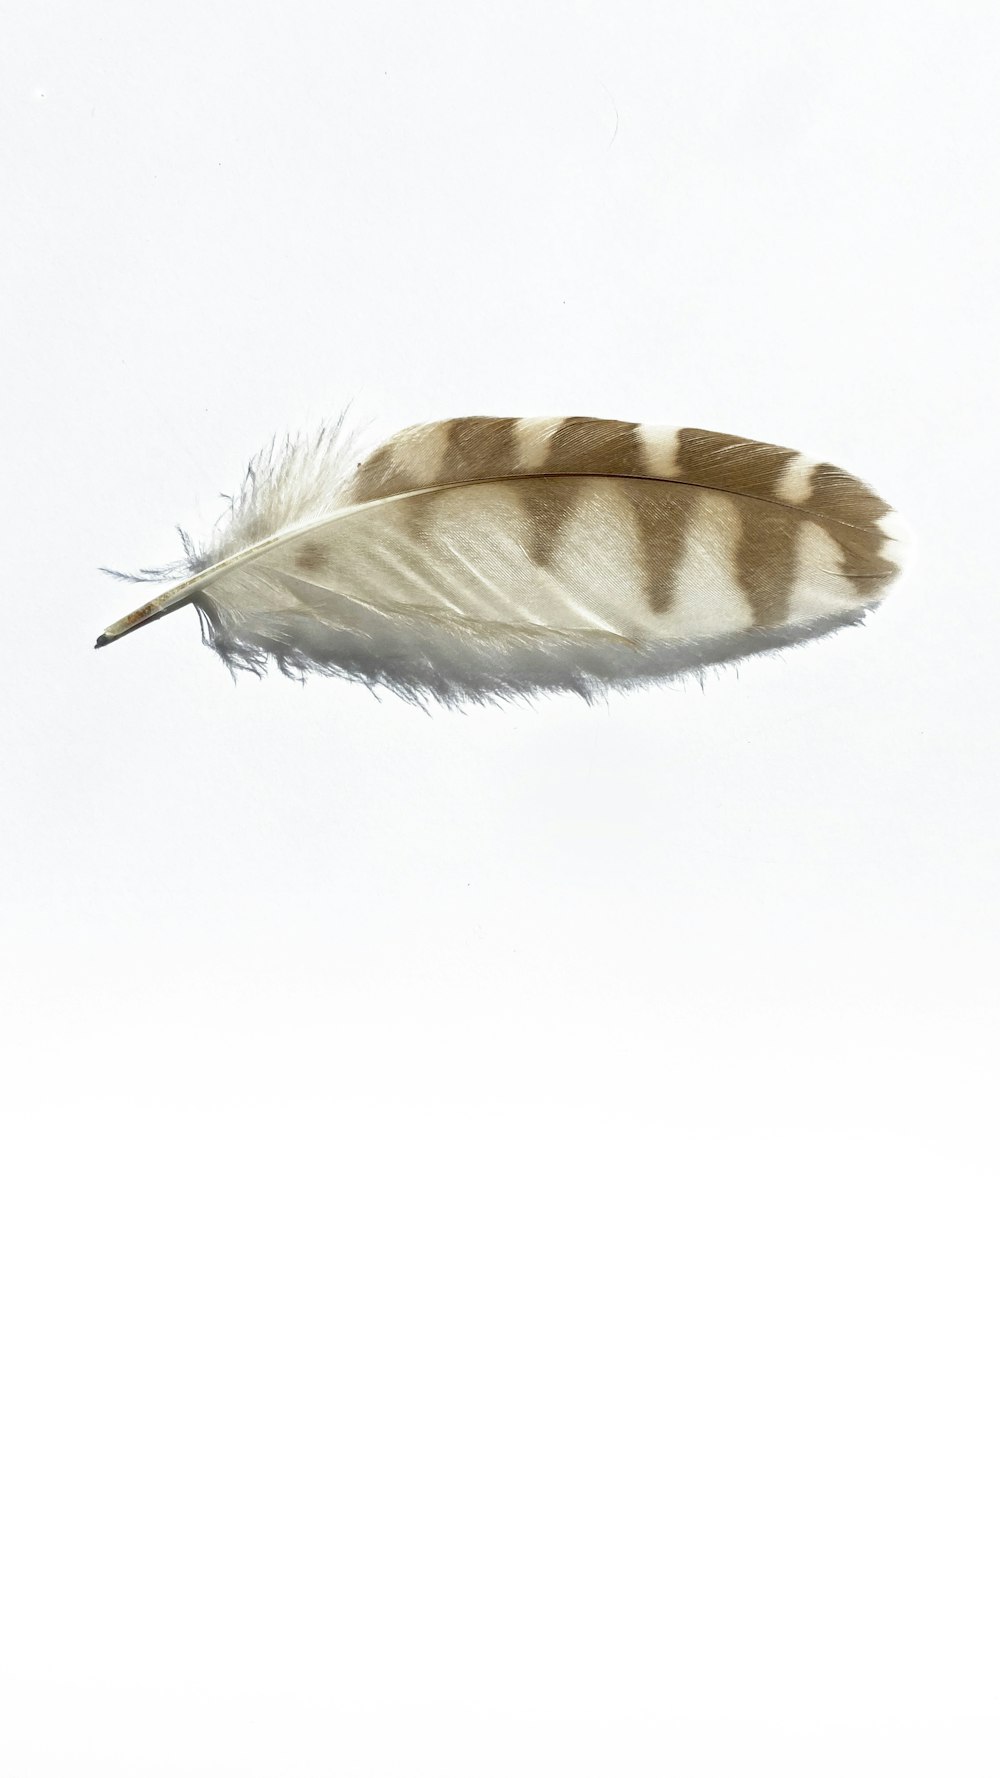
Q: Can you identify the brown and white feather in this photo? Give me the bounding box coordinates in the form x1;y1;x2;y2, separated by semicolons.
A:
97;415;908;702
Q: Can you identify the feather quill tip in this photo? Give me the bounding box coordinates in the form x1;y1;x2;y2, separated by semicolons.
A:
94;580;199;650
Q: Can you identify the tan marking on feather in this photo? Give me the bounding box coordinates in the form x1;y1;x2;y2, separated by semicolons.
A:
350;422;452;502
676;429;798;499
439;416;521;485
347;438;405;502
515;416;565;472
294;538;329;574
614;480;692;614
507;475;587;569
639;425;681;479
734;501;799;626
543;417;647;477
773;454;816;504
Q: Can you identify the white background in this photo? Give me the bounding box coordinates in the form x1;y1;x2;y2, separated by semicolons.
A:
3;1;998;1773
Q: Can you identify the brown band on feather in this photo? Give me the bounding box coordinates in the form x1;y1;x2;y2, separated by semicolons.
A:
348;437;412;502
508;476;588;570
676;430;798;499
439;416;522;485
734;502;799;625
616;482;692;615
294;538;330;575
543;417;647;477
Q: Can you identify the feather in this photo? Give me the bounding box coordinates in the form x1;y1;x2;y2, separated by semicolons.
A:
96;415;909;704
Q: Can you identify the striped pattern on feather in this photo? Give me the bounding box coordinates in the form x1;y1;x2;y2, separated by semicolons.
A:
96;414;908;703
